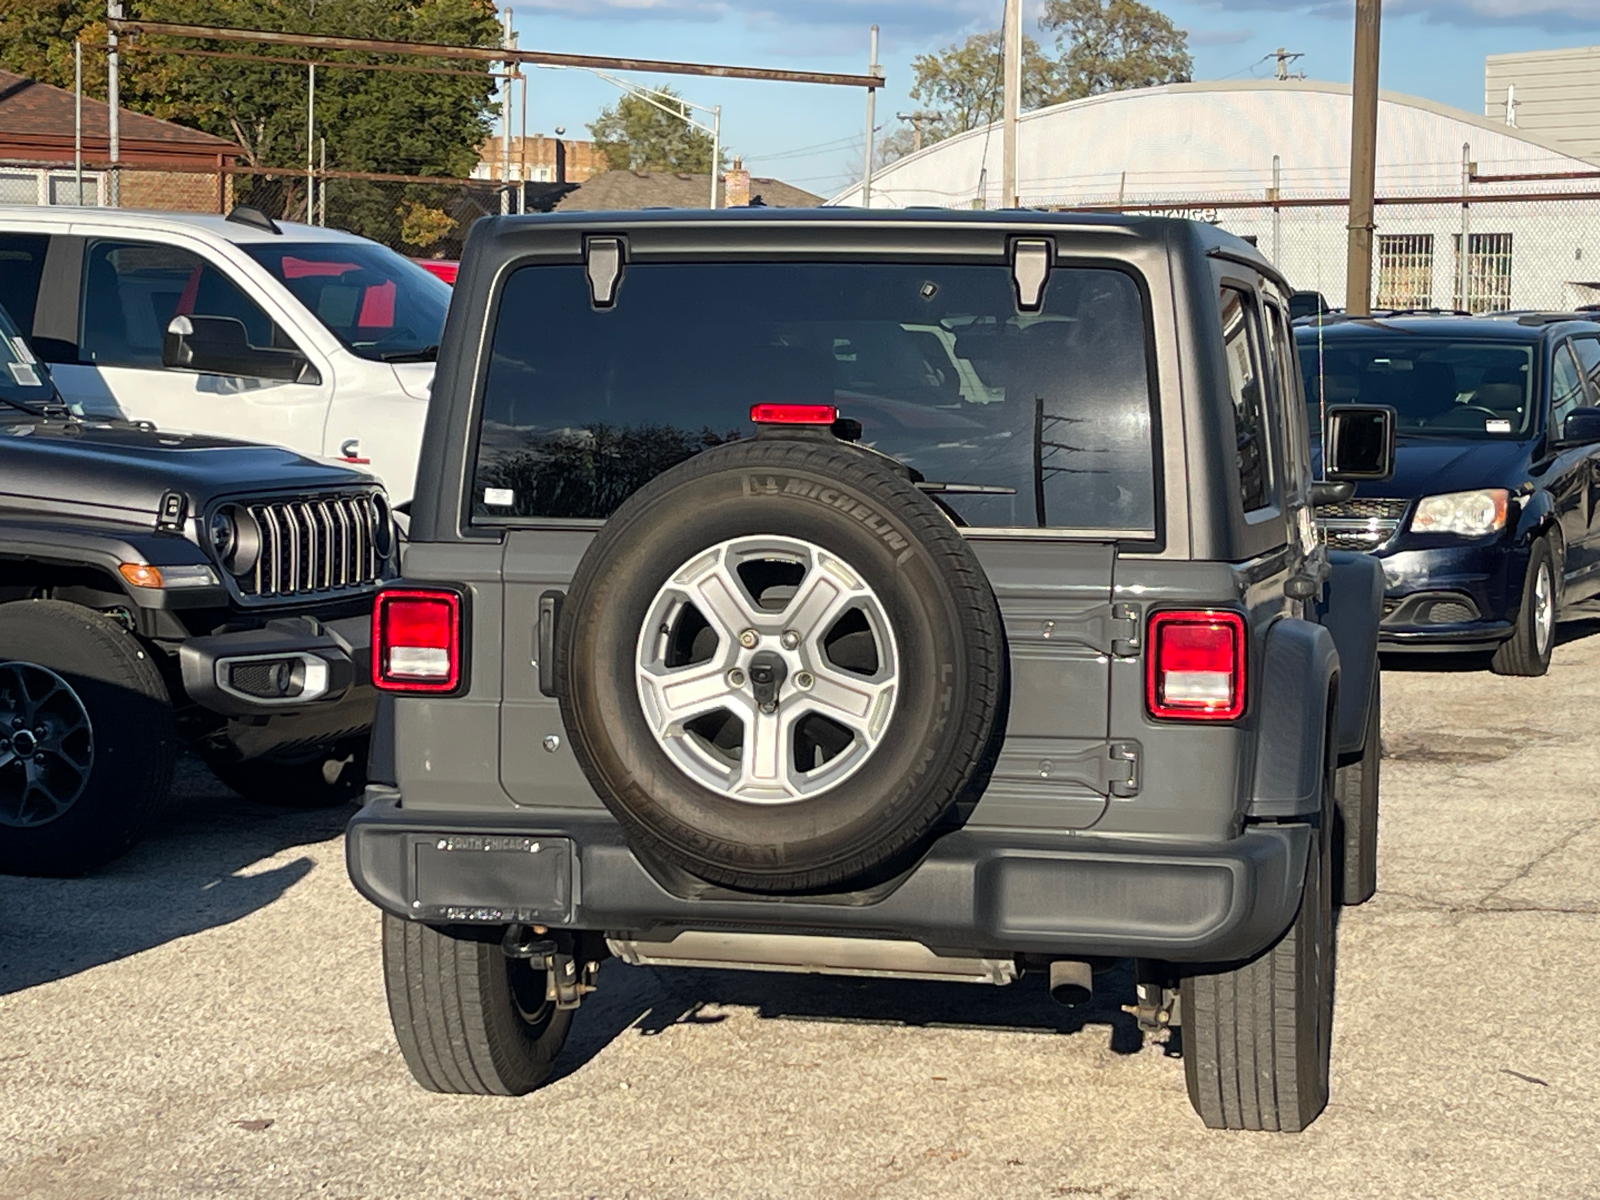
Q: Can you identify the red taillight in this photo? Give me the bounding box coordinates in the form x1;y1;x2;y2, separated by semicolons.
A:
749;403;838;425
1145;610;1246;721
373;589;462;693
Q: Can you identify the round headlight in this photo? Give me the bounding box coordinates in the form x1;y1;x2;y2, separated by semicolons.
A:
214;504;261;576
208;509;235;561
371;493;395;560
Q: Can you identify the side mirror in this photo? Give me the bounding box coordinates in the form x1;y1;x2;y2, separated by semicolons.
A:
1560;406;1600;446
1324;404;1395;482
163;315;318;385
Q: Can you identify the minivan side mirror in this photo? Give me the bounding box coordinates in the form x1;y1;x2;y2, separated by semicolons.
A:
163;315;319;385
1559;407;1600;446
1323;404;1396;481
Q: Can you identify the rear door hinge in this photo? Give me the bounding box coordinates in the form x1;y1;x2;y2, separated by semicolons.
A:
1107;740;1141;798
1028;602;1143;657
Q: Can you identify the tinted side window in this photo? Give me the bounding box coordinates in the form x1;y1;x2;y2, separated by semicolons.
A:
0;234;49;335
1263;300;1307;496
1573;336;1600;403
80;240;284;368
1220;286;1272;511
1551;343;1588;429
474;262;1158;531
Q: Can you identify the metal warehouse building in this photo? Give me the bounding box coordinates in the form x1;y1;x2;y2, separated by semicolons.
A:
834;80;1600;312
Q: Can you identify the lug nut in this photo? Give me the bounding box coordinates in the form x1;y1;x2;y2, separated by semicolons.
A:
738;629;759;649
11;717;22;729
34;753;46;764
795;671;814;690
727;668;746;687
780;630;800;650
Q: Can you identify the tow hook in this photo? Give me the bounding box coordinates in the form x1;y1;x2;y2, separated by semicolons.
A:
502;925;598;1011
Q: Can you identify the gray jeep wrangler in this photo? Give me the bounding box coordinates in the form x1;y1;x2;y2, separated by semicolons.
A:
346;210;1393;1132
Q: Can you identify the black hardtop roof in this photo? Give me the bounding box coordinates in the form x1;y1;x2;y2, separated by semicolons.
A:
475;205;1272;271
1292;313;1592;344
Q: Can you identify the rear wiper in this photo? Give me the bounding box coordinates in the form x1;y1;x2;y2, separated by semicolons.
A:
914;481;1016;495
380;345;439;363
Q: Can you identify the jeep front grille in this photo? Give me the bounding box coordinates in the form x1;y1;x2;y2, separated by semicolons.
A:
1316;497;1410;552
241;494;384;600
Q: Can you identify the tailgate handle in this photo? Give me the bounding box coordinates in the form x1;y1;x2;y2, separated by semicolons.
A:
537;590;564;698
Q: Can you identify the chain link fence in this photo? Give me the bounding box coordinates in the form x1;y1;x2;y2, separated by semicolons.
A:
1;159;516;259
1064;188;1600;314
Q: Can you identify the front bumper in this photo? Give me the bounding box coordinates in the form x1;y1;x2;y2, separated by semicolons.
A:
346;794;1311;966
1375;541;1524;650
179;614;376;759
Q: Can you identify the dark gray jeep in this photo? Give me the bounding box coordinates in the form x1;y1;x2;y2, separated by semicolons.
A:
347;210;1393;1132
0;301;396;875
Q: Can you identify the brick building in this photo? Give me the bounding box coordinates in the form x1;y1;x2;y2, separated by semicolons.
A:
0;69;239;211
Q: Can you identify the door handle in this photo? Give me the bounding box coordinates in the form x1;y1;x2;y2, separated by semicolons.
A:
537;591;564;697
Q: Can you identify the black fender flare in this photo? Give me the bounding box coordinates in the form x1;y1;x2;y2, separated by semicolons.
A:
0;522;225;609
1322;550;1382;762
1247;616;1338;820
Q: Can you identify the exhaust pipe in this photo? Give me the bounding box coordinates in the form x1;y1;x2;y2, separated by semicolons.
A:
1048;960;1094;1006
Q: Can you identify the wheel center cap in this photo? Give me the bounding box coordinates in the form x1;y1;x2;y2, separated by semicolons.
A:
11;729;36;756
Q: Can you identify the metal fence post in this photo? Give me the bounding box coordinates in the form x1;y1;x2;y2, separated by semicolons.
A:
1458;143;1472;310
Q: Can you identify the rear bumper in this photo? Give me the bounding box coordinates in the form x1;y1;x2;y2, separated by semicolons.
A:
345;794;1311;965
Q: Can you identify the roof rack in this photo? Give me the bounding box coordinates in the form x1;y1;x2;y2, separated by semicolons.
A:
1485;310;1600;326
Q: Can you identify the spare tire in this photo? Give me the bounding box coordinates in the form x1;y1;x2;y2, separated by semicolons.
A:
557;435;1005;893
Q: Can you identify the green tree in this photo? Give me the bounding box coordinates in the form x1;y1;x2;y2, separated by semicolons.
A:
900;30;1062;148
1041;0;1193;98
588;86;720;173
0;0;500;241
889;0;1190;155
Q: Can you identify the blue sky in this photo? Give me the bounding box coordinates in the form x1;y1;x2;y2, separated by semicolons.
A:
504;1;1600;197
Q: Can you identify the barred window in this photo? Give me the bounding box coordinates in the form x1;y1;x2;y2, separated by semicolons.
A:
1376;234;1433;310
1453;233;1513;314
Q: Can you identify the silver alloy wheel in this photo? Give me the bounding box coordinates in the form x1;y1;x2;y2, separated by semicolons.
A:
0;662;95;828
636;535;899;804
1534;560;1555;657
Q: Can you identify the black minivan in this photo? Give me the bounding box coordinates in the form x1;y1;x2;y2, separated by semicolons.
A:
1298;312;1600;675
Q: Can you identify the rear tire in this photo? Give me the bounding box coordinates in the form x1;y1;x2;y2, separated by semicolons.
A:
1491;537;1555;677
206;738;367;809
1334;675;1380;906
381;914;574;1095
1182;758;1336;1132
0;601;176;876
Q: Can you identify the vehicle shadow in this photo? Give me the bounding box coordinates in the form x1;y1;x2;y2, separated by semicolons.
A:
0;756;351;996
1380;615;1600;672
552;956;1150;1084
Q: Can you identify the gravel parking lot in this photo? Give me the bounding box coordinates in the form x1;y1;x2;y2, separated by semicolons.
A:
5;628;1600;1199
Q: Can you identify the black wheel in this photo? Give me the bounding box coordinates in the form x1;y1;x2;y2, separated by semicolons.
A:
1335;674;1380;906
0;601;176;876
381;914;574;1095
1491;537;1556;677
1182;745;1336;1132
556;436;1005;893
206;738;367;808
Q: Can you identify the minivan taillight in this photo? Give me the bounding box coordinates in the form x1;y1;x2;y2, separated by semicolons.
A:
373;589;462;692
1145;610;1246;721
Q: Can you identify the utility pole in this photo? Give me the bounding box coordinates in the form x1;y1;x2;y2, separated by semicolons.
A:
710;104;722;209
306;62;315;223
1344;0;1381;317
896;110;939;154
106;0;121;207
501;7;513;214
74;41;84;204
1002;0;1022;208
861;25;880;207
1275;47;1305;81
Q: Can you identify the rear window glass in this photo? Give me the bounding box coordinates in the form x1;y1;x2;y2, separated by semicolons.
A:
1298;336;1535;438
472;261;1157;531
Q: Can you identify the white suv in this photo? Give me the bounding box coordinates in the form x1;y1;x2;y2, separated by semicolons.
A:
0;205;449;503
